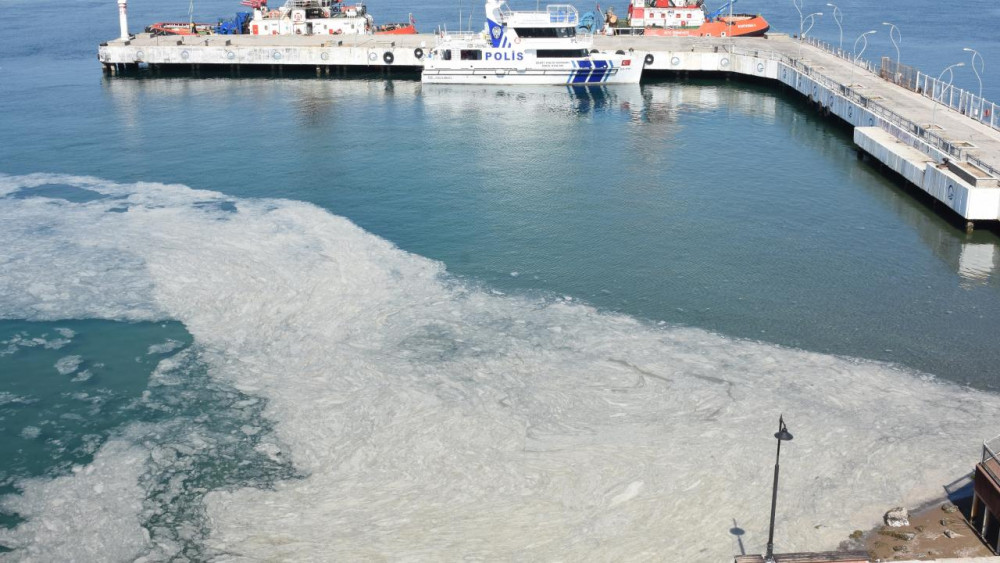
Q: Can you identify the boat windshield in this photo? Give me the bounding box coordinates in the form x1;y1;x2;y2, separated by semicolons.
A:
513;26;576;38
535;48;589;58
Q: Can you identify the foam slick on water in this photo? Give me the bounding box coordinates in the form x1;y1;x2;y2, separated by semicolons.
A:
1;173;998;560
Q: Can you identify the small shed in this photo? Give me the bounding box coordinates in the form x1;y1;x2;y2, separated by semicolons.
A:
971;435;1000;554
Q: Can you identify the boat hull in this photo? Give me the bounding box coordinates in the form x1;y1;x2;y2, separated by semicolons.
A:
374;23;416;35
622;14;769;37
422;59;642;85
145;22;215;36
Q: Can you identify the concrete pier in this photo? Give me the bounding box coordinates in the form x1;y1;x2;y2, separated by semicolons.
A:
98;33;1000;224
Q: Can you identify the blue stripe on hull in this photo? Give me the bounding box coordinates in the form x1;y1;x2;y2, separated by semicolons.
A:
572;60;592;84
587;60;607;83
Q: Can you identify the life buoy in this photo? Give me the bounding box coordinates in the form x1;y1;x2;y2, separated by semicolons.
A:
514;37;521;44
383;51;394;64
368;51;377;62
414;47;423;59
644;53;654;65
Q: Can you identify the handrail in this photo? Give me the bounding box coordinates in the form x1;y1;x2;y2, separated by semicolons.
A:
802;35;999;133
982;437;1000;490
719;41;1000;178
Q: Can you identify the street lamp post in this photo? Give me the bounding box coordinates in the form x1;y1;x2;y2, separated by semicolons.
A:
931;62;966;128
964;47;984;118
882;22;902;84
802;12;822;38
849;30;877;86
826;3;843;52
792;0;804;38
765;415;794;563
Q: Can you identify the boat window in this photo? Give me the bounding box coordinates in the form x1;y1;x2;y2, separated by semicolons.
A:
513;26;576;38
442;49;452;60
535;49;588;58
460;49;483;60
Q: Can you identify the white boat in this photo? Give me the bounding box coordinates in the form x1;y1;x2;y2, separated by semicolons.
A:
245;0;416;36
422;0;643;85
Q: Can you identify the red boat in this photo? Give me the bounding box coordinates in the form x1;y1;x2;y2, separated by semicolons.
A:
374;15;416;35
610;0;769;37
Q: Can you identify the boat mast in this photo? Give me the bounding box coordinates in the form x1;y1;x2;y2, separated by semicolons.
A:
728;0;732;42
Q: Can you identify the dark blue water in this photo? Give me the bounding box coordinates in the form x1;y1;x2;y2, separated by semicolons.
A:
1;0;1000;560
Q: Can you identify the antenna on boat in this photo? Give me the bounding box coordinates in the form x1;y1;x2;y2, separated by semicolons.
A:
728;0;733;47
188;0;195;28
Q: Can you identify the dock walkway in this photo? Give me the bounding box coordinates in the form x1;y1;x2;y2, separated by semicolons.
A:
98;33;1000;224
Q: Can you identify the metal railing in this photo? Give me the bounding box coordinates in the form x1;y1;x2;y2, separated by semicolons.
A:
800;36;1000;132
982;435;1000;489
883;58;999;132
720;40;1000;178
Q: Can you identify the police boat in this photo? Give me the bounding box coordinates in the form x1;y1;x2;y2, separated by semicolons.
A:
422;0;643;85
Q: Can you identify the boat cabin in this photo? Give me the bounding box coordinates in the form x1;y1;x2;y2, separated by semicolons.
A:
249;0;374;35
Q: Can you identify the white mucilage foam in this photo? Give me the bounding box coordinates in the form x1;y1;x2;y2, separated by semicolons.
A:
1;172;999;561
0;439;152;561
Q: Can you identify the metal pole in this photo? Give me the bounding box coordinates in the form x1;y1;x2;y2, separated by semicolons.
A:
728;0;733;43
826;3;842;52
931;62;964;128
764;416;793;563
802;12;822;39
964;48;984;118
792;0;804;38
849;30;876;86
765;439;783;560
882;22;901;81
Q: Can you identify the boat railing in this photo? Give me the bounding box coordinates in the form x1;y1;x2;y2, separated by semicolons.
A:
547;5;579;24
499;2;580;23
287;0;331;8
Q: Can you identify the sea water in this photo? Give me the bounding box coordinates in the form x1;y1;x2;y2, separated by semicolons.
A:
1;0;1000;561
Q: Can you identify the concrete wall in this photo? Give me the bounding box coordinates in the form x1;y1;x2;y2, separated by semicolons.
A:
770;61;999;222
101;40;425;68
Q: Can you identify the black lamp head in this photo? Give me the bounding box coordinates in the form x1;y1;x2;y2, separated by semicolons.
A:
775;415;793;441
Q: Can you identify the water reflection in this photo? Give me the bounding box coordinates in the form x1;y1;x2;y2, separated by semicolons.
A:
101;76;998;289
102;77;781;125
960;242;998;284
902;201;1000;287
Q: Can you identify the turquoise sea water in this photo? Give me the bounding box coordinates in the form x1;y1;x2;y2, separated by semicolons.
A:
1;0;999;560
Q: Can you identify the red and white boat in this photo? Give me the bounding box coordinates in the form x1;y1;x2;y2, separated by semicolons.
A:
611;0;768;37
145;21;215;35
247;0;415;36
146;0;416;37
